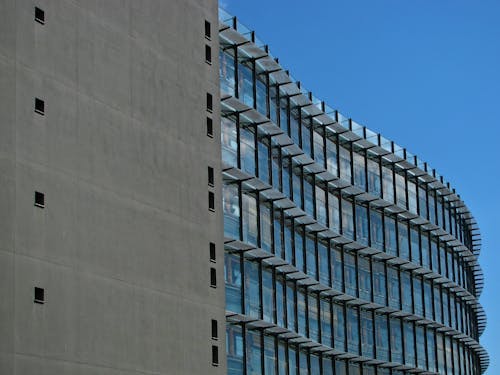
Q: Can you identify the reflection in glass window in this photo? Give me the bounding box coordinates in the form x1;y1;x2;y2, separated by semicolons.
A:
384;216;397;256
398;221;409;260
344;252;357;297
367;157;381;196
361;310;374;358
358;256;371;301
414;276;423;317
310;354;320;375
339;145;352;182
220;49;236;95
316;185;327;226
395;173;407;209
238;61;254;107
299;351;307;375
221;116;238;166
424;280;433;320
264;335;276;375
373;261;386;305
246;329;261;375
387;267;400;310
326;137;338;176
353;152;366;191
408;180;417;214
244;261;260;318
416;325;426;369
301;118;312;157
431;239;439;273
279;97;288;132
258;141;270;184
297;289;307;336
390;318;402;363
427;329;437;372
260;203;272;252
321;298;332;346
410;227;421;265
309;294;319;342
282;157;291;197
271;148;280;190
227;324;244;375
240;126;255;176
335;359;346;375
370;209;384;250
341;198;354;239
286;282;296;331
262;268;274;323
223;183;240;239
401;271;412;313
318;241;330;286
404;321;415;366
328;192;340;232
288;346;297;375
255;76;267;116
421;232;430;269
313;130;325;167
323;357;333;375
242;194;258;246
375;314;389;361
292;172;302;208
382;165;394;203
303;176;314;217
428;190;436;225
278;341;286;375
347;306;359;354
305;236;317;279
295;227;304;272
355;204;369;246
269;85;278;125
333;302;345;350
290;108;300;145
434;286;442;323
418;185;428;220
284;221;293;264
437;332;445;374
225;252;242;313
332;247;343;292
276;276;285;327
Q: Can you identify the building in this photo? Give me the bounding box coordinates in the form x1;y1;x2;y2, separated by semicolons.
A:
0;1;487;375
218;7;488;375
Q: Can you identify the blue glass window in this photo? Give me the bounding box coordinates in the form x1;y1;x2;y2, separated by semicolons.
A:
331;246;343;292
276;276;285;327
404;321;415;366
273;210;283;256
279;97;288;131
347;306;359;354
395;173;407;209
414;276;423;317
238;62;254;107
269;85;278;125
226;324;244;375
220;49;236;95
390;318;402;363
344;252;357;297
416;325;426;369
408;180;417;214
341;198;354;239
262;268;274;322
315;185;327;226
225;252;242;313
305;235;317;279
290;108;300;145
370;209;383;250
361;309;374;358
239;126;255;176
373;261;386;305
303;176;314;217
355;204;369;246
382;165;394;203
286;282;296;331
367;157;381;196
258;141;270;184
278;341;287;375
246;329;261;375
242;194;258;246
310;354;320;375
244;261;260;318
320;298;332;346
418;185;428;220
375;314;389;361
284;221;293;264
339;145;351;182
264;335;276;375
255;76;267;116
323;357;333;375
313;130;325;167
421;232;430;269
328;191;340;232
223;183;240;239
297;288;307;336
326;137;338;176
401;271;412;313
221;116;238;166
387;266;400;310
288;346;297;375
427;329;436;372
398;221;410;260
333;302;345;350
358;256;371;301
308;294;319;342
411;227;421;265
299;351;307;375
318;241;330;286
294;227;304;272
353;152;366;191
260;203;272;252
434;286;442;323
301;117;312;157
384;216;397;256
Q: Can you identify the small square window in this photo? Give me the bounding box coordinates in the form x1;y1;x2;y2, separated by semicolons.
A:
34;191;45;208
209;242;216;262
205;20;211;39
211;319;218;339
35;7;45;24
210;267;217;287
205;45;212;64
208;191;215;211
211;345;219;366
35;98;45;115
206;117;213;137
206;93;213;112
34;287;44;304
208;166;214;186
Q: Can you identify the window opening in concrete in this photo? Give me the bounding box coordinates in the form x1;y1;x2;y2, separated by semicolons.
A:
34;287;44;304
35;191;45;208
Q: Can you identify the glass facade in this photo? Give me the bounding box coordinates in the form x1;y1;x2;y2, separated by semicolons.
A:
219;9;487;375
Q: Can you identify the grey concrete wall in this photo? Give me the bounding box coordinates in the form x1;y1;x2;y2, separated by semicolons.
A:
0;0;224;374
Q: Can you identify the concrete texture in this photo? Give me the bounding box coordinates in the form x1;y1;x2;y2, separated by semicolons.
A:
0;0;224;374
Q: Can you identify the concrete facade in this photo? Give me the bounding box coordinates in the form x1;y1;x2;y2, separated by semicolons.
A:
0;1;224;374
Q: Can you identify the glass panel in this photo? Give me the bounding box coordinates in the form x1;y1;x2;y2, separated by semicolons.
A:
290;108;300;145
346;306;359;354
269;85;278;125
297;289;307;336
328;192;340;232
414;276;423;317
288;346;297;375
361;310;374;358
318;241;329;286
264;335;276;375
390;318;402;363
398;221;409;260
423;280;433;320
221;116;238;166
301;119;312;157
323;357;333;375
284;220;293;264
262;267;274;323
260;203;272;252
310;354;320;375
244;261;260;318
220;49;236;95
303;177;314;217
242;194;258;246
341;198;354;239
427;329;436;372
287;281;296;331
279;97;288;132
416;325;426;369
404;321;415;366
395;173;407;208
370;209;383;250
401;271;412;313
418;186;428;220
240;126;255;176
375;314;389;361
382;165;394;203
421;232;430;269
273;209;282;256
431;239;439;273
276;276;285;327
313;130;325;167
295;227;304;272
309;294;319;342
272;148;280;191
332;247;343;292
256;76;267;116
408;180;417;214
246;329;261;375
373;261;386;305
320;299;332;346
384;216;397;256
333;302;345;350
299;351;307;375
223;183;240;239
353;152;366;190
387;266;400;309
411;227;421;265
293;172;301;208
335;359;346;375
315;185;327;226
367;158;381;196
278;341;287;375
238;61;254;107
434;286;442;323
344;252;357;297
326;138;338;176
339;145;351;182
258;141;270;184
225;252;242;313
355;205;369;246
437;333;445;374
227;324;244;375
305;235;317;279
358;256;371;301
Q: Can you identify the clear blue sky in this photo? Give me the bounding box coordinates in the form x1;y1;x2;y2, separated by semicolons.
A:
221;0;500;373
